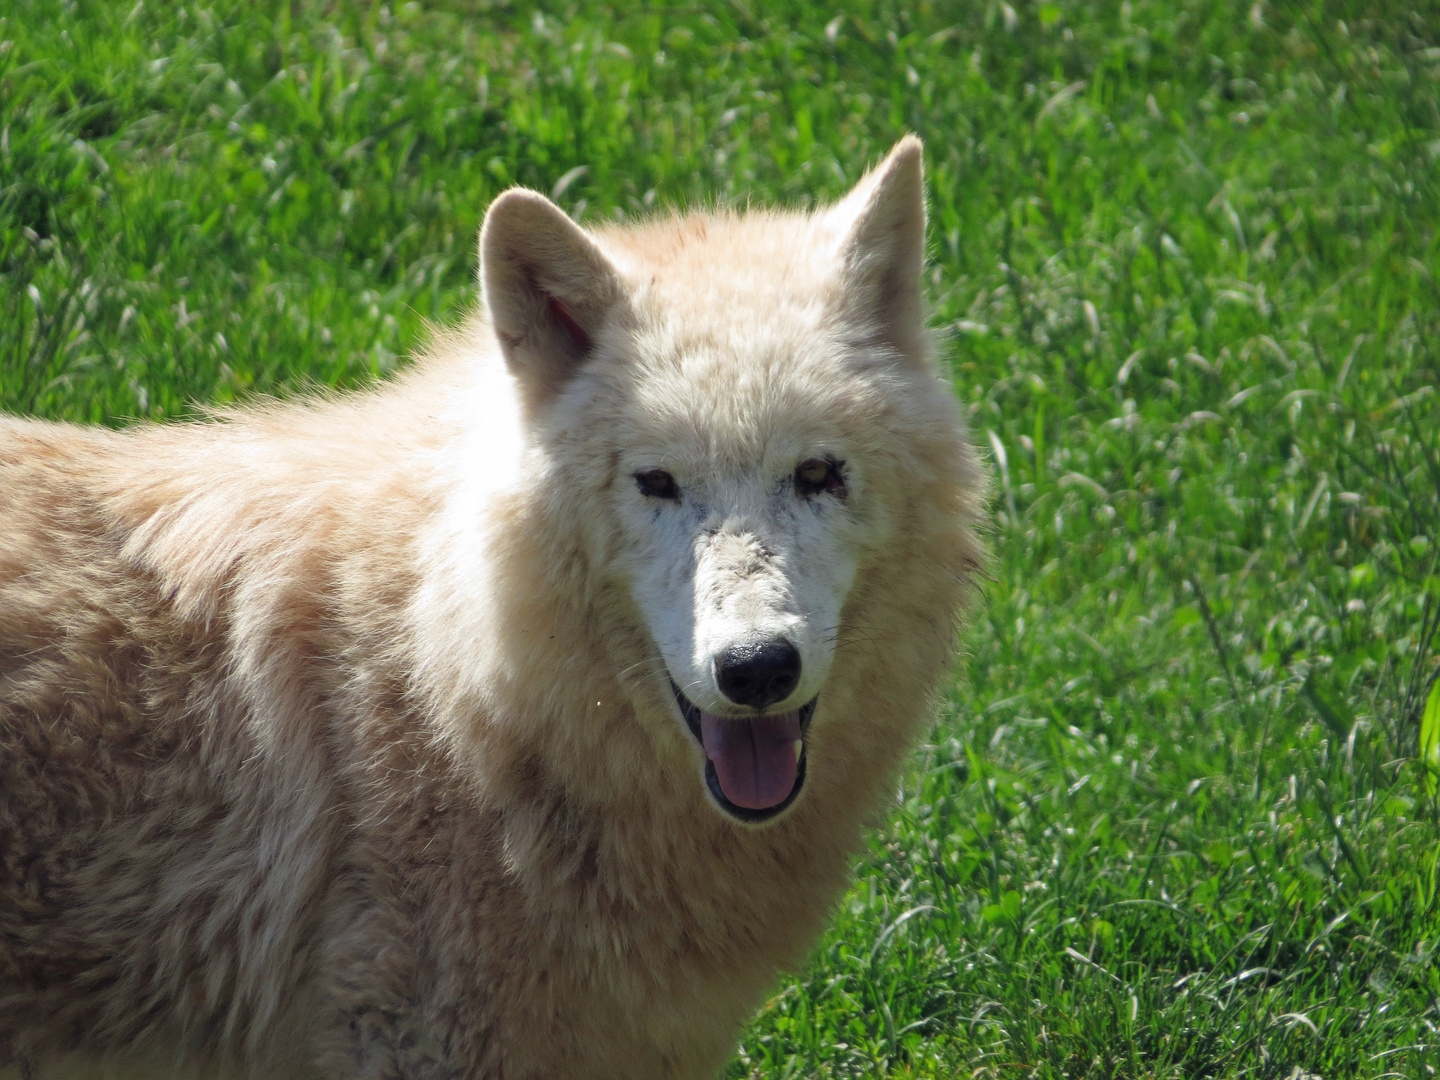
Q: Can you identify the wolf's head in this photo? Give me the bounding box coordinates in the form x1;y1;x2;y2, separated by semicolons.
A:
476;138;976;825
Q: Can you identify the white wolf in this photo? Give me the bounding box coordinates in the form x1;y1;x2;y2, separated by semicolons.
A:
0;137;984;1079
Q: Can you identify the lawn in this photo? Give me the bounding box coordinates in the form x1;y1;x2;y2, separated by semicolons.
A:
3;1;1439;1076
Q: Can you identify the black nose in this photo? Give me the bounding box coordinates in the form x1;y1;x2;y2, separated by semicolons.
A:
715;639;802;710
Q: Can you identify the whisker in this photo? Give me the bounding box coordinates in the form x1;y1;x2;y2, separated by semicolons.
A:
616;655;670;682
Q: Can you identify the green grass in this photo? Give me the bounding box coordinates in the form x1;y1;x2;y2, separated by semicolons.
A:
4;1;1439;1076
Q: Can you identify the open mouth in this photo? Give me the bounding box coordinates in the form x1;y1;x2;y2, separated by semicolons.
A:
670;681;817;823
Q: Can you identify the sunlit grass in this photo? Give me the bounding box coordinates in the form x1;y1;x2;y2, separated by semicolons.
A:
3;1;1438;1076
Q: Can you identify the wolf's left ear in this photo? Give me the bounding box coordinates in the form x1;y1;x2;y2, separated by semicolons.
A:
829;136;928;362
480;189;627;410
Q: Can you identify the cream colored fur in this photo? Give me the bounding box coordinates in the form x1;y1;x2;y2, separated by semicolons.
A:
0;138;985;1080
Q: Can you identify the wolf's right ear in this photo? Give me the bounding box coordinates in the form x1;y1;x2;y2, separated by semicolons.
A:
480;189;627;409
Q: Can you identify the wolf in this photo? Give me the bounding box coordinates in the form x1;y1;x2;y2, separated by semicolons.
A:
0;137;984;1079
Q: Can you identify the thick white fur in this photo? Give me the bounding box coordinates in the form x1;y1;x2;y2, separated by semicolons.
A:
0;138;985;1079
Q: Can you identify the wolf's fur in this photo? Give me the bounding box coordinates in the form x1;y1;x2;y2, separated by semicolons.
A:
0;139;984;1080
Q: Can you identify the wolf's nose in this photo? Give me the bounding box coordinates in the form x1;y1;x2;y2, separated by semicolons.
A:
715;639;802;710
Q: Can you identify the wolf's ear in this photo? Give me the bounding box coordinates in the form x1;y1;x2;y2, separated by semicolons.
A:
829;136;928;362
480;189;627;408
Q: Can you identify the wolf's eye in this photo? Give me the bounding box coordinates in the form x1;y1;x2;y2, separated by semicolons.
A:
795;457;847;499
636;469;679;500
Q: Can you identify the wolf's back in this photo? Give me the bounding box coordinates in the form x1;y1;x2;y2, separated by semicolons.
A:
0;412;395;1070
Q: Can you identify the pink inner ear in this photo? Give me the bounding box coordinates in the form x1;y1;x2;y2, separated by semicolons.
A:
546;294;590;353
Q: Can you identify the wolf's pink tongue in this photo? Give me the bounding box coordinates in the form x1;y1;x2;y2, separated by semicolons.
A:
699;711;802;810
